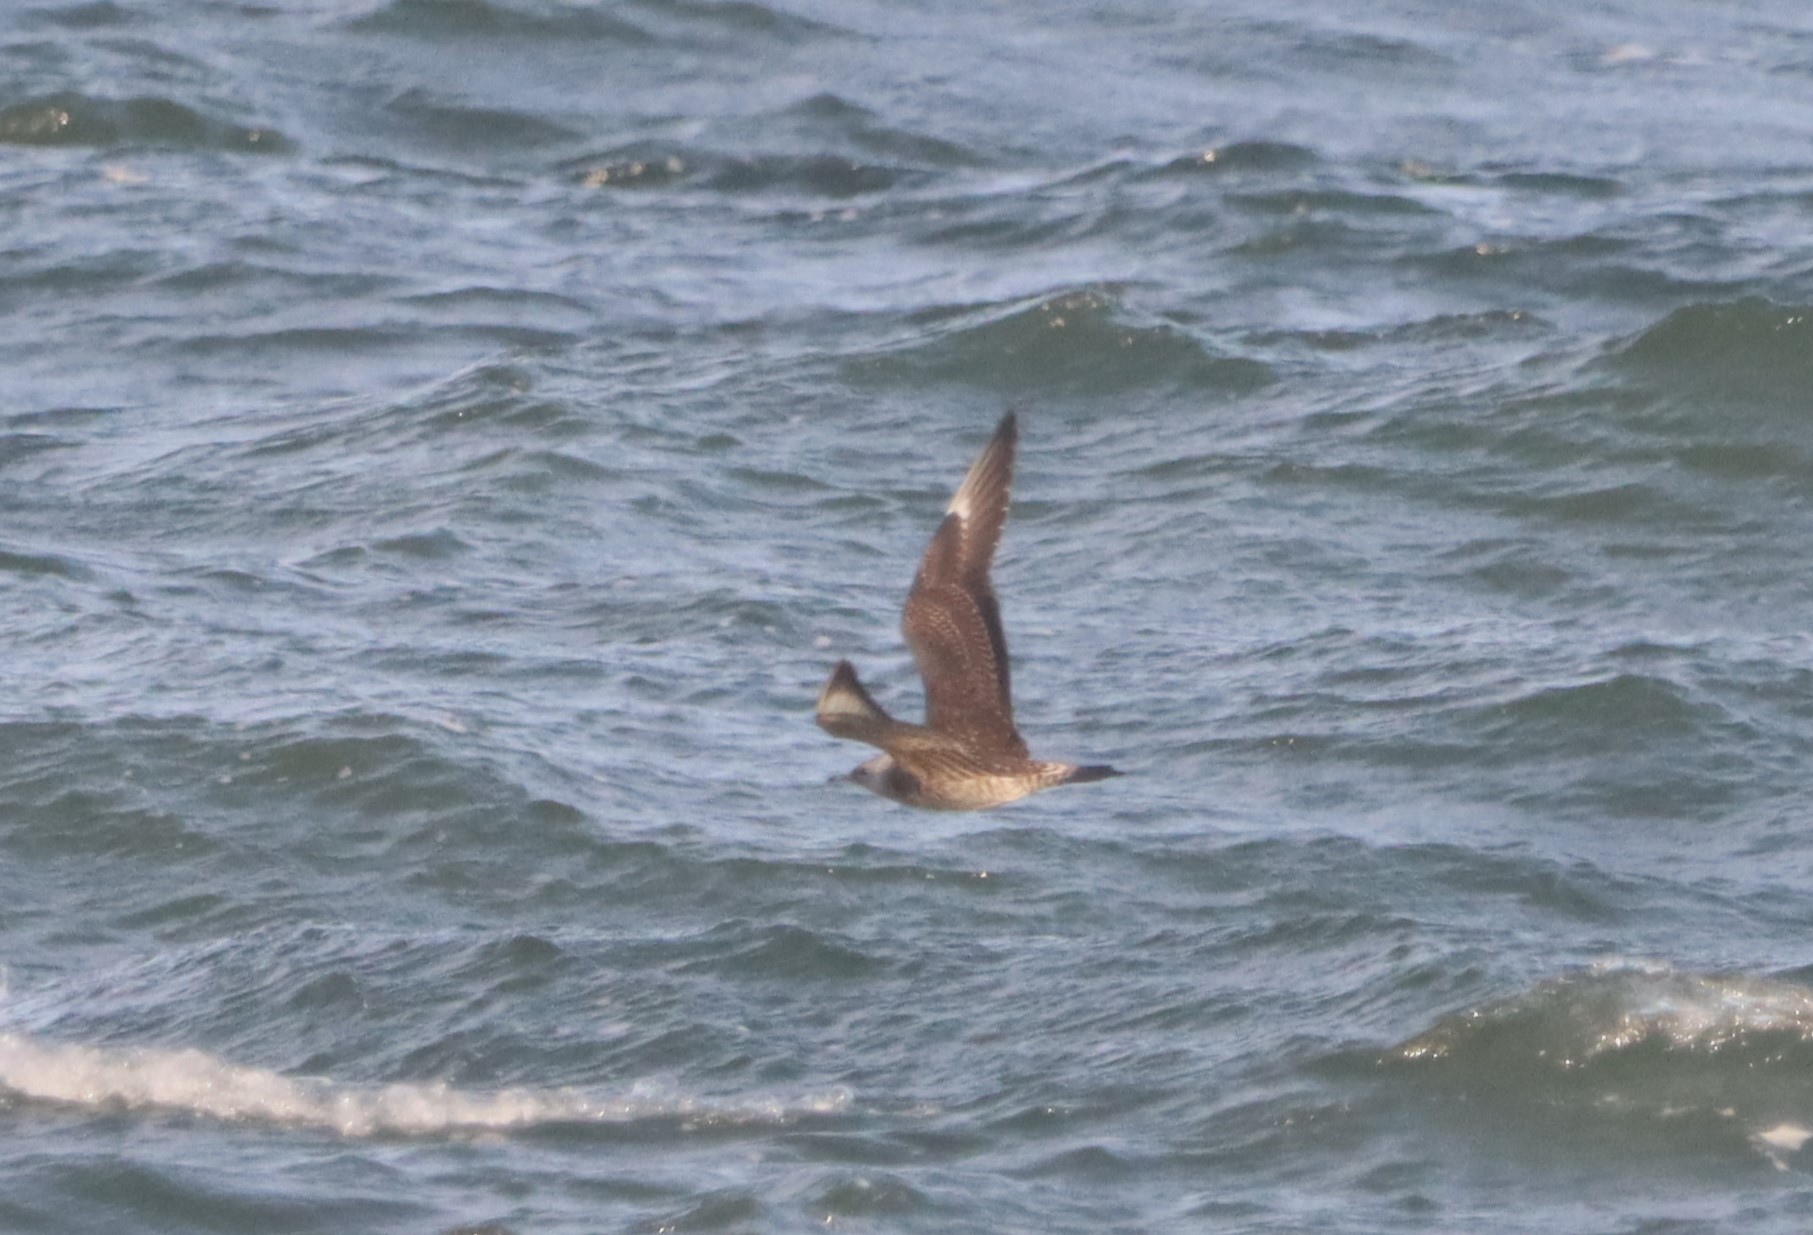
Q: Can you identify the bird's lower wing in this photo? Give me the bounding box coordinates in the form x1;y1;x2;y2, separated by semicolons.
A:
902;584;1027;758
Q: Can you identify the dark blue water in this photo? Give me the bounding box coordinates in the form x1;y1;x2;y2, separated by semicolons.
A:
5;1;1813;1231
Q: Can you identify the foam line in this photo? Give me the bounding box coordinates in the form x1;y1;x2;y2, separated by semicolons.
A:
0;1032;849;1137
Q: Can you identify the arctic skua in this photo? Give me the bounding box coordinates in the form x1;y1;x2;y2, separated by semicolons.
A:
815;412;1121;810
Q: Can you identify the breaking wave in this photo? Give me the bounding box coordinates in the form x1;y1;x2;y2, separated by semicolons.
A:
0;1031;849;1138
1390;963;1813;1170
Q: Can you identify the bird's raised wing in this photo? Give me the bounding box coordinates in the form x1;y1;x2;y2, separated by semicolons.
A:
901;413;1026;758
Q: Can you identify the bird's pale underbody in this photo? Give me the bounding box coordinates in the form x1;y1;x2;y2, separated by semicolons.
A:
815;413;1121;810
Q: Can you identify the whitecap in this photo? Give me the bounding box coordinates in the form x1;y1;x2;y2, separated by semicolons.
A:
0;1031;849;1138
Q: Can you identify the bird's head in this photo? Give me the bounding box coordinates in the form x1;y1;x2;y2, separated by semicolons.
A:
842;754;896;792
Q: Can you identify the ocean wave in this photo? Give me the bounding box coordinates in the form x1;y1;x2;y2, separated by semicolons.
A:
623;0;849;46
563;88;975;195
703;153;914;198
384;87;580;151
1396;964;1813;1063
1466;672;1703;751
1391;964;1813;1169
0;543;88;580
1149;141;1321;178
346;0;652;43
672;921;884;982
0;1030;849;1138
0;91;286;152
1608;298;1813;419
852;288;1273;396
565;145;924;198
347;0;844;47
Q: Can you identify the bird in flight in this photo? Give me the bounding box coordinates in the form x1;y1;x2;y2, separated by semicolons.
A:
815;412;1121;809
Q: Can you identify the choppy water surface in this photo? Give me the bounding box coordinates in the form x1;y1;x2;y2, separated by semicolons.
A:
5;0;1813;1230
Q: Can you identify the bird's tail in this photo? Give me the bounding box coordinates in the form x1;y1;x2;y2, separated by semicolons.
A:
815;660;896;748
1063;764;1123;784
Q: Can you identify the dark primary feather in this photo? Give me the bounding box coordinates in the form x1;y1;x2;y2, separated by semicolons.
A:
944;411;1016;587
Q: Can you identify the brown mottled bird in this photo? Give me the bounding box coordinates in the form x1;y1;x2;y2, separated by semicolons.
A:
815;412;1122;809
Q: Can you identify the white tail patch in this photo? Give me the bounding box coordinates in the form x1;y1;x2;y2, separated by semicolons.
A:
819;680;882;722
816;661;888;723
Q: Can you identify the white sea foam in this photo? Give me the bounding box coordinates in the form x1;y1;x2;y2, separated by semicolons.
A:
1579;963;1813;1054
1752;1123;1813;1172
0;1031;849;1138
1396;963;1813;1170
1398;963;1813;1064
